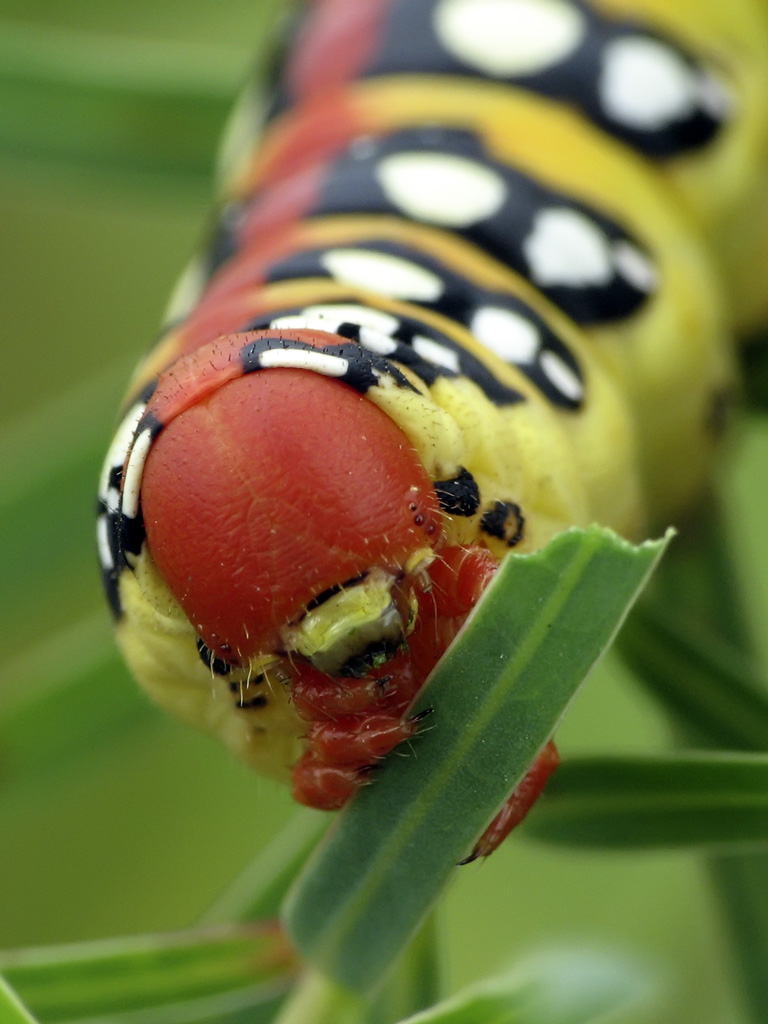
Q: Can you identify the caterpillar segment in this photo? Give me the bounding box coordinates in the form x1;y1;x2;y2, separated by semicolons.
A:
233;0;768;332
99;0;768;858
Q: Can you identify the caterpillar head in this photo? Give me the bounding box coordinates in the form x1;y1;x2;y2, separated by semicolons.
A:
136;330;444;686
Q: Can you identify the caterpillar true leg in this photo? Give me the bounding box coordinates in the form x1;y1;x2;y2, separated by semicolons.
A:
460;741;561;863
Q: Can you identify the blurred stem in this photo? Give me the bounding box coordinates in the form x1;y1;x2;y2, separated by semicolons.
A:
270;969;365;1024
709;850;768;1021
619;497;768;1021
270;913;441;1024
364;913;441;1024
266;907;440;1024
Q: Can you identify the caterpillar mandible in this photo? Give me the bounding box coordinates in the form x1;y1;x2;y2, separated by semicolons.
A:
97;0;768;859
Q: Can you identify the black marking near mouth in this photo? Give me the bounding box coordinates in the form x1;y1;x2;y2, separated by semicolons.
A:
338;637;405;678
197;639;233;675
434;466;481;516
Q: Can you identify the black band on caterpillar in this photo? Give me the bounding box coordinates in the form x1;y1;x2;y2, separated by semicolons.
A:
246;307;528;406
212;126;657;326
255;236;586;407
272;0;729;158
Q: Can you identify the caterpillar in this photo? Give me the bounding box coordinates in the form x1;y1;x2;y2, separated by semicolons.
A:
98;0;768;859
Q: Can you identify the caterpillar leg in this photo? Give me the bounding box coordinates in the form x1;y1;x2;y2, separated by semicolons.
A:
291;710;432;808
291;754;364;811
307;711;427;767
460;740;560;864
291;664;394;720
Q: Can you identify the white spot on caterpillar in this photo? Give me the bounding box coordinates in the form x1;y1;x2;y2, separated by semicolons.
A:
376;152;507;227
412;336;461;372
122;428;153;521
471;306;540;363
269;312;396;346
321;248;445;300
540;350;583;402
298;304;401;336
275;304;403;355
600;37;701;131
523;207;613;288
359;326;400;355
435;0;586;77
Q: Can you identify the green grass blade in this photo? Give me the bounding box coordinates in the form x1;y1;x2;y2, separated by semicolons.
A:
0;612;152;791
0;20;237;182
0;366;127;666
0;359;161;789
710;851;768;1023
284;527;669;993
396;950;648;1024
618;605;768;751
618;496;768;1021
616;494;768;752
0;976;38;1024
0;924;297;1023
527;753;768;849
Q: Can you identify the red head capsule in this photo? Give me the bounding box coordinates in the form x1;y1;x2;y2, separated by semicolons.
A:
140;331;442;663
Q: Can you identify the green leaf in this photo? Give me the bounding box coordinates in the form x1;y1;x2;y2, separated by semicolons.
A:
616;494;768;752
284;527;669;993
395;950;648;1024
527;753;768;849
618;604;768;752
200;811;441;1023
0;975;38;1024
0;924;297;1023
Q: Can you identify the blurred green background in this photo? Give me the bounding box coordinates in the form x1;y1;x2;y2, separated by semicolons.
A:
2;2;768;1021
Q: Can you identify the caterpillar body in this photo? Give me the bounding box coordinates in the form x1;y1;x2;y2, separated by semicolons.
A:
98;0;768;858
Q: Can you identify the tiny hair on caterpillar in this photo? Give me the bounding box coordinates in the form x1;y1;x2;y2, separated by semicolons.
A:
97;0;768;860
